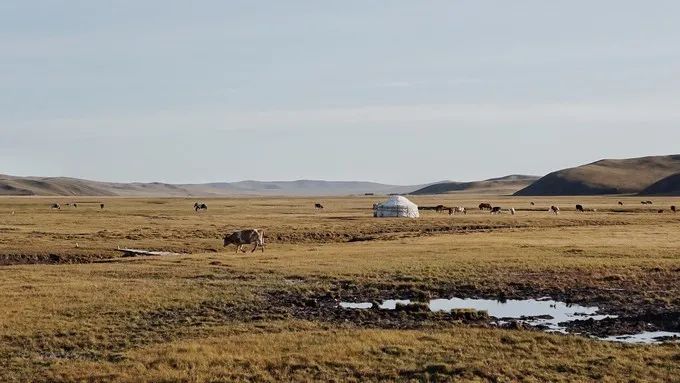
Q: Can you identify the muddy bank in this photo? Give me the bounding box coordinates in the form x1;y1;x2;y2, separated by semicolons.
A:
262;278;680;339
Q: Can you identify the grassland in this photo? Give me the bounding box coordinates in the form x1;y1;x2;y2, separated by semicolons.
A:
0;195;679;382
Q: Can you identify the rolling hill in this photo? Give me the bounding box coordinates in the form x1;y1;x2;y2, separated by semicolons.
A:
639;172;680;196
0;175;431;197
409;175;539;195
514;155;680;196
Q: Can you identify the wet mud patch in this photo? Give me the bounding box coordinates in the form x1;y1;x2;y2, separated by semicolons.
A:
264;278;680;342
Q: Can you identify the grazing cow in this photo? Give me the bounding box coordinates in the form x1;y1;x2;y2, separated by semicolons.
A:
73;203;77;208
618;201;624;206
490;206;502;214
194;202;208;212
50;203;61;210
479;203;492;211
671;206;677;213
510;208;516;215
530;202;535;206
223;229;265;253
575;204;585;212
100;203;105;210
658;209;665;214
315;203;324;209
550;206;560;215
450;206;466;215
647;201;654;205
435;204;446;213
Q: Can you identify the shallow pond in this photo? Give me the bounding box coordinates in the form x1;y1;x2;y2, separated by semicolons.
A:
339;296;679;344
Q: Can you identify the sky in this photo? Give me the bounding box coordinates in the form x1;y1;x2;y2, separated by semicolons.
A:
1;0;680;185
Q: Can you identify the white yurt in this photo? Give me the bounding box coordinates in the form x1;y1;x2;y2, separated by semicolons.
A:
373;195;420;218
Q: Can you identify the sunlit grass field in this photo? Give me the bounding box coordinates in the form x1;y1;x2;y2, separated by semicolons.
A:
1;195;678;382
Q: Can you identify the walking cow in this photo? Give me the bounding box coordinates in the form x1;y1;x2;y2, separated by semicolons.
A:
223;229;265;253
575;204;585;212
550;206;560;215
479;203;492;211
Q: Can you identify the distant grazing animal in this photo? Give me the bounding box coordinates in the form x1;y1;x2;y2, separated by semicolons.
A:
550;206;560;215
223;229;265;253
435;204;446;213
575;204;585;212
490;206;502;214
73;203;77;208
50;203;61;210
647;201;654;205
658;209;664;214
479;203;492;211
194;202;208;212
618;201;624;206
453;206;466;215
315;203;324;209
671;206;677;213
510;208;516;215
530;202;535;206
100;203;105;209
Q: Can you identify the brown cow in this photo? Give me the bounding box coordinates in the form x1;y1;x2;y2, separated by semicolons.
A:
550;206;560;215
315;203;324;209
223;229;265;253
575;204;585;212
490;206;502;214
671;206;677;213
479;203;492;211
618;201;624;206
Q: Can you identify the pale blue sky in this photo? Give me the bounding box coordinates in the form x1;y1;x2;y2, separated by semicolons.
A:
2;1;679;184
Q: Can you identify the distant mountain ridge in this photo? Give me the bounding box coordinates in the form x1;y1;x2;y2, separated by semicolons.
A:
409;175;539;195
0;175;433;197
515;155;680;196
639;172;680;196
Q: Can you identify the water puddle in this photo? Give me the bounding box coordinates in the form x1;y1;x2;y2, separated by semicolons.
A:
337;296;678;343
603;331;680;344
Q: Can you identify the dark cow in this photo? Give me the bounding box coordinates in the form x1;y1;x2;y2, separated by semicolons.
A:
671;206;677;213
618;201;624;206
435;204;446;213
575;204;585;212
315;203;324;209
100;203;105;210
530;202;535;206
490;206;502;214
223;229;265;253
479;203;492;211
550;206;560;215
658;209;665;214
50;203;61;210
647;201;654;205
73;203;77;208
194;202;208;212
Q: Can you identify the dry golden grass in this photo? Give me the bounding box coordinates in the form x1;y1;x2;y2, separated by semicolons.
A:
0;196;679;382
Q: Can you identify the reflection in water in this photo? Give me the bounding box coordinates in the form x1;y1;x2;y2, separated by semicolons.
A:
336;297;679;344
603;331;680;344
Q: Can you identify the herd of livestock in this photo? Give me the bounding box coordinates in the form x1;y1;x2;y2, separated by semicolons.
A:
40;198;677;255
